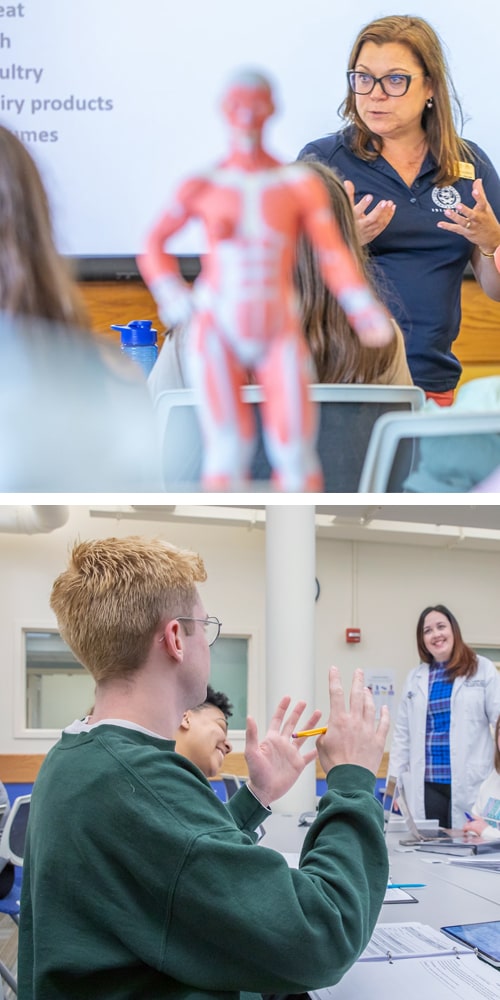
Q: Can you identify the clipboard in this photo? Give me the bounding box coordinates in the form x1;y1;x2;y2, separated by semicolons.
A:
383;887;418;904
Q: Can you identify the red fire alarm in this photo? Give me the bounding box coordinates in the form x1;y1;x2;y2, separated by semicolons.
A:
345;627;361;643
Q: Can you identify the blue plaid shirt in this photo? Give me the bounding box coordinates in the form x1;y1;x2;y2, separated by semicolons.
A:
425;662;453;782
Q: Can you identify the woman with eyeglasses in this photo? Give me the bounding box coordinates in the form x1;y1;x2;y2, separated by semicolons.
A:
299;15;500;407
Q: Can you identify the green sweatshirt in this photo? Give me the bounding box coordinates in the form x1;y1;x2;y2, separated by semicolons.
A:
18;723;388;999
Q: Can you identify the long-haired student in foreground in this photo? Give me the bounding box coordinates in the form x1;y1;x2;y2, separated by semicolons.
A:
0;124;159;490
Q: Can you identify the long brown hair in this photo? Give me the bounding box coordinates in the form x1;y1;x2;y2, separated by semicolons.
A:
0;125;88;326
294;159;399;383
416;604;478;680
339;15;472;186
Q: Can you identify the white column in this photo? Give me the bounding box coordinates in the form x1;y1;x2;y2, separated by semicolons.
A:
265;505;317;813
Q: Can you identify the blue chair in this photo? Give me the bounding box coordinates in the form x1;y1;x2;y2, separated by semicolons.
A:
0;794;31;997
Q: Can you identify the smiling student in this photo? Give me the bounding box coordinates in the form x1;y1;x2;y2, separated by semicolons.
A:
175;685;233;778
388;604;500;829
299;15;500;403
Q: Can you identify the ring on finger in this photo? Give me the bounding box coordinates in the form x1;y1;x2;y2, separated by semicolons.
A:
465;220;471;229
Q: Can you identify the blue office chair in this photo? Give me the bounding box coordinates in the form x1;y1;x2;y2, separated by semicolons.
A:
0;784;9;832
219;774;243;800
0;794;31;997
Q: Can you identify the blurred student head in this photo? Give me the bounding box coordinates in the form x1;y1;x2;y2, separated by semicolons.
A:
0;124;88;325
0;127;160;490
175;685;233;778
294;159;402;384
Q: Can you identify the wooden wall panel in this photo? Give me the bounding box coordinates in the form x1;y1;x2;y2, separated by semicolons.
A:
456;280;500;364
79;278;500;385
79;280;166;346
0;750;389;783
0;754;45;782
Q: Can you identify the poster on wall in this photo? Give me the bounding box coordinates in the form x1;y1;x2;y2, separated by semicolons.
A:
365;673;396;719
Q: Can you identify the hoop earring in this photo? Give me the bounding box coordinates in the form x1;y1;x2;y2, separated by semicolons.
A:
426;97;434;109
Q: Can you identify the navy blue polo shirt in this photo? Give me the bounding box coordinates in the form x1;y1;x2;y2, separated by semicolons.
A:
298;128;500;392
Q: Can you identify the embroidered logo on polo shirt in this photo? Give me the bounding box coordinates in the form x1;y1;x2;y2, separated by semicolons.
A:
431;184;462;212
431;185;461;210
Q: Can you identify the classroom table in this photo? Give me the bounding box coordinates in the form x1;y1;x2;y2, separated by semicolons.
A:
259;811;500;926
259;810;500;998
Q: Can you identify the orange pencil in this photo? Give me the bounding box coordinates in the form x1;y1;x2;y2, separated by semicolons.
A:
291;726;327;739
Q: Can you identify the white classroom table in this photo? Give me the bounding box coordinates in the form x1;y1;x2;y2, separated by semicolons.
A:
259;812;500;927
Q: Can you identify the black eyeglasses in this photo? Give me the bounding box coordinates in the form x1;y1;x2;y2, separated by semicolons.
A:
176;616;222;647
347;71;424;97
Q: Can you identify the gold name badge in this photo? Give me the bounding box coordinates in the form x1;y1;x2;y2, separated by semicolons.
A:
455;161;475;180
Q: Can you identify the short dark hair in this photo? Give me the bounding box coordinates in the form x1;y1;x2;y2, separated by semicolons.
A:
200;685;233;719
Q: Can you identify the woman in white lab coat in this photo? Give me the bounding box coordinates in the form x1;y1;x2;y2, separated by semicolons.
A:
388;605;500;830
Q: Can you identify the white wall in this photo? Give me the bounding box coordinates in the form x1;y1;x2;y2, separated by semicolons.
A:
1;504;500;756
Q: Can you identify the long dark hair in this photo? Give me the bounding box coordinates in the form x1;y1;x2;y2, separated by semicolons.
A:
294;159;400;383
416;604;477;680
0;125;88;325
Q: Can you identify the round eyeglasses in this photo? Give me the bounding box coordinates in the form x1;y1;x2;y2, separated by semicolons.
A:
347;71;424;97
176;616;222;647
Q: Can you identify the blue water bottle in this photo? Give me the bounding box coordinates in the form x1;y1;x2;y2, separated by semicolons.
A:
111;320;158;377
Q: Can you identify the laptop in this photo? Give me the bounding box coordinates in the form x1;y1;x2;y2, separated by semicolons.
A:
392;773;455;844
382;774;448;839
394;773;500;853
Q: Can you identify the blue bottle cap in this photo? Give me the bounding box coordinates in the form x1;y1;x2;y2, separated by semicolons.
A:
111;320;157;346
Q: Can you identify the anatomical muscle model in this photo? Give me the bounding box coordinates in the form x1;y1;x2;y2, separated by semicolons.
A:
138;70;393;491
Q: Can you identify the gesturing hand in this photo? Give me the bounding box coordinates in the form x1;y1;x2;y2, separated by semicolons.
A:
344;179;396;245
437;179;500;255
245;697;322;807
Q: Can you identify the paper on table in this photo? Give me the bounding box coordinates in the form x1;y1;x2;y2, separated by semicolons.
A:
358;922;470;961
307;952;500;1000
450;858;500;870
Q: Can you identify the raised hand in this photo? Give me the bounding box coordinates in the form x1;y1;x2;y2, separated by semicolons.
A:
244;697;322;807
316;666;389;778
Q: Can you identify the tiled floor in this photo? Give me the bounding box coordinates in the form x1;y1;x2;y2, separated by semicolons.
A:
0;913;17;999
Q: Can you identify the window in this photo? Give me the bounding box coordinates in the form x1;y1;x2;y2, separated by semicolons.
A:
471;646;500;671
24;630;94;731
18;626;251;737
209;636;247;729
